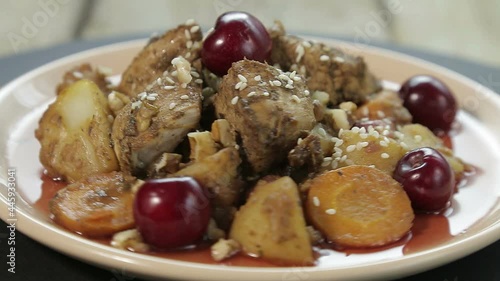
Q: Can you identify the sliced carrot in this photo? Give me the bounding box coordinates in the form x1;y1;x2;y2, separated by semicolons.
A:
306;165;414;247
50;171;136;237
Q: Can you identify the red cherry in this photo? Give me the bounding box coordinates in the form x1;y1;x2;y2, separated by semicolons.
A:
393;147;454;212
201;11;272;76
133;177;211;249
399;75;457;134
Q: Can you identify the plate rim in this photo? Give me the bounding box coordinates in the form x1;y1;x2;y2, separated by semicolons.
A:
0;38;499;281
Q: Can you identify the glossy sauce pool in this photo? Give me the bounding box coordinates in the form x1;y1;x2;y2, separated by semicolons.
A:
35;169;477;267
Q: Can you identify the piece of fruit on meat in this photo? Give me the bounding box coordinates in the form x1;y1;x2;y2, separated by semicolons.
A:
213;59;316;174
117;21;203;98
35;79;119;182
268;21;381;106
112;57;202;176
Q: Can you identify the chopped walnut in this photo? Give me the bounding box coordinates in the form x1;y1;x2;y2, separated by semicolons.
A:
210;239;240;262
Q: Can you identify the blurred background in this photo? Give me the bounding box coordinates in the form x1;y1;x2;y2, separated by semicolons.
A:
1;0;500;67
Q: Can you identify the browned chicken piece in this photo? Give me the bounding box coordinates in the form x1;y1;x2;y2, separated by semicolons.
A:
171;147;243;230
354;89;412;125
118;22;203;98
56;63;110;95
269;21;381;106
50;171;136;237
214;59;316;174
112;57;203;176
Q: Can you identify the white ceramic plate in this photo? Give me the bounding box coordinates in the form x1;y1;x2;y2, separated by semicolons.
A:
0;38;499;281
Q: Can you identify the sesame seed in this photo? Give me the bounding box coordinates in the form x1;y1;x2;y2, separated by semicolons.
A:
320;55;330;61
184;29;191;40
131;101;142;110
148;93;158;97
238;74;247;83
333;56;345;63
345;159;354;165
247;91;256;97
181;83;187;88
164;85;175;90
322;159;332;167
382;129;390;136
414;135;423;142
357;142;369;150
377;110;386;118
290;71;297;79
332;152;342;158
338;128;344;137
180;94;189;100
169;102;177;109
331;161;339;169
293;76;301;82
146;96;157;101
163;70;169;76
254;75;261;81
72;71;83;78
235;81;243;90
185;18;195;25
313;196;320;207
379;140;388;147
272;80;282;86
346;145;356;152
239;82;247;91
359;127;367;134
381;153;390;159
300;65;306;74
195;79;203;84
334;139;344;147
400;142;409;150
334;147;343;154
263;92;270;97
138;92;147;99
190;25;200;33
351;127;360;133
186;40;193;49
297;138;303;145
185;52;191;58
318;128;327;137
368;164;376;168
231;96;239;105
278;74;289;81
285;84;294;89
190;71;200;78
325;209;337;215
165;77;175;84
340;155;347;162
291;95;301;103
359;133;368;139
395;131;405;139
157;77;162;85
304;90;310;96
372;131;380;138
171;70;178;77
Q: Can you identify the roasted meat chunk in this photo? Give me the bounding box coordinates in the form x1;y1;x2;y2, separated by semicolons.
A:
112;57;202;176
269;21;381;106
118;21;203;98
213;59;316;174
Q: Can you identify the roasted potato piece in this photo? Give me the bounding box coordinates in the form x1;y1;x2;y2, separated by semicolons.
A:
172;147;243;230
35;80;119;182
334;127;406;174
230;176;313;265
306;166;414;247
50;171;136;237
